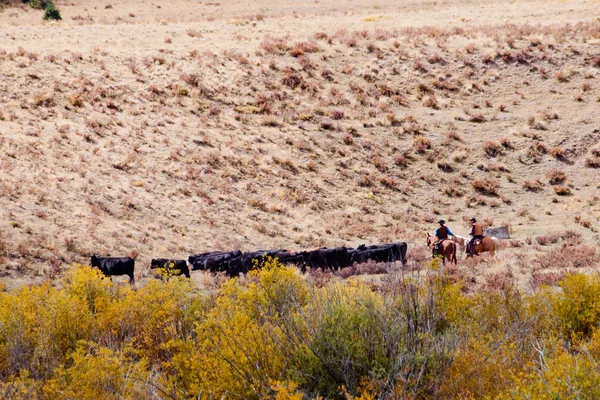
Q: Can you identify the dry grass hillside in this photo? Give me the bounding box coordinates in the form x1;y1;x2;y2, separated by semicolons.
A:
0;0;599;288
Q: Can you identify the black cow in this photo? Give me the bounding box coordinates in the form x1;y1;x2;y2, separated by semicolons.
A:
150;259;190;278
91;255;135;283
238;249;286;275
304;247;352;272
188;251;242;272
350;242;408;267
188;251;224;269
275;250;307;268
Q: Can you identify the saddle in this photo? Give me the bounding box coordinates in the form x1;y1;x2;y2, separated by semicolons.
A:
433;239;448;256
467;237;484;255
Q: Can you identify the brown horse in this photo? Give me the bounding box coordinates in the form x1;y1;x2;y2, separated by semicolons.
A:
426;233;457;265
452;235;499;257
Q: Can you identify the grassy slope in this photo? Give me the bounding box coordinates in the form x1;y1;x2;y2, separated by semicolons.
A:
0;0;599;287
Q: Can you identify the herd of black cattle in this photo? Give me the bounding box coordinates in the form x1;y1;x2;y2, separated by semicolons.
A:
90;242;408;283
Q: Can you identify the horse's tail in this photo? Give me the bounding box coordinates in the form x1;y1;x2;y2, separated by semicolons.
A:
491;237;500;256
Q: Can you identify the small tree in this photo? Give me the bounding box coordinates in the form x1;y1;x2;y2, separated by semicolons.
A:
43;1;61;20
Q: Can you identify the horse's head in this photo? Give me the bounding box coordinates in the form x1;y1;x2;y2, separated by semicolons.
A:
426;233;433;247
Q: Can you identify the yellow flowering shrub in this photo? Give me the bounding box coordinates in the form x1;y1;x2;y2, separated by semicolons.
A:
553;273;600;341
1;261;600;398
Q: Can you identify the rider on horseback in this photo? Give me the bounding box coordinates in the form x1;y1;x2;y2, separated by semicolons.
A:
466;217;484;255
434;220;455;255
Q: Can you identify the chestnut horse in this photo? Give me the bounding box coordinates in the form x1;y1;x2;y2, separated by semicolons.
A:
451;235;499;257
426;233;457;265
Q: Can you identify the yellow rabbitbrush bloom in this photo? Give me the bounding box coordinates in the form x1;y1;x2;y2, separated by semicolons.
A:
498;346;600;399
0;269;95;380
553;273;600;341
93;277;194;363
175;260;307;399
43;341;152;400
6;261;600;398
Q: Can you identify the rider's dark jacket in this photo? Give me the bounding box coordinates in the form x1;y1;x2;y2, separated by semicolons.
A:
435;226;454;240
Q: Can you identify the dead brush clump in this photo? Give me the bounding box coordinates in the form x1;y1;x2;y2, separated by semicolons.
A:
248;199;268;212
393;152;409;167
405;245;430;269
483;270;515;292
585;157;600;168
180;73;202;88
451;151;467;163
558;230;583;245
546;169;567;185
187;29;202;38
464;193;487;207
483;141;501;157
555;69;573;82
427;53;445;65
261;116;280;127
531;270;567;289
539;109;559;121
535;233;562;246
442;177;464;197
314;32;328;40
358;174;373;187
307;268;335;287
445;130;462;142
330;110;345;120
282;73;303;89
371;156;387;173
0;232;7;257
260;36;289;55
499;137;513;149
574;215;594;230
527;141;547;162
413;136;431;153
289;41;320;57
337;261;390;278
33;93;56;108
471;177;499;195
533;244;599;269
528;117;547;131
553;185;571;196
422;95;439;109
437;160;453;172
379;175;397;189
523;179;543;192
548;146;566;159
467;112;486;123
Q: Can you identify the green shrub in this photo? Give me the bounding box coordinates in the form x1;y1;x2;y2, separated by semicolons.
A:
43;1;61;21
